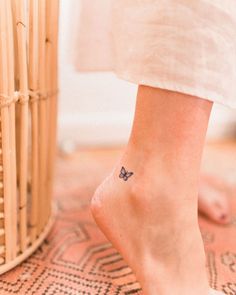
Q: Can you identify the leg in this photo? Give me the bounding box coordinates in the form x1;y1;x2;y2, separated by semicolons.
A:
91;86;222;295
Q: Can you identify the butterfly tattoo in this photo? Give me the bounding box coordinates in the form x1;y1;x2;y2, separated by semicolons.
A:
119;166;133;181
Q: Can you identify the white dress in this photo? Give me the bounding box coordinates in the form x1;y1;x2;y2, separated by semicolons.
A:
74;0;236;109
112;0;236;108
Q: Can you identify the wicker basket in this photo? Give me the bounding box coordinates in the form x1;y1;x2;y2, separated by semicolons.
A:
0;0;59;274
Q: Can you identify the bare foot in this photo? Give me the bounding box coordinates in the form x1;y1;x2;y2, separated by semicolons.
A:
91;166;223;295
199;174;230;225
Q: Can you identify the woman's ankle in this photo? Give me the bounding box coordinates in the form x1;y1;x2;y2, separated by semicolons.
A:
115;153;198;203
106;160;198;229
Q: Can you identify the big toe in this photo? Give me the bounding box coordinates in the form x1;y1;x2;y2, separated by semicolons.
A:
205;202;229;225
199;191;230;224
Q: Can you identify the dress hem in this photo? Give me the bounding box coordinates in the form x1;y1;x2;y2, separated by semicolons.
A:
115;71;236;109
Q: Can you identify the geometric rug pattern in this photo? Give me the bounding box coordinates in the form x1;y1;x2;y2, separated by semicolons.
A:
0;146;235;294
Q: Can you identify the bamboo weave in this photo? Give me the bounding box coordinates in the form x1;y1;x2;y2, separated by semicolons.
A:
0;0;59;274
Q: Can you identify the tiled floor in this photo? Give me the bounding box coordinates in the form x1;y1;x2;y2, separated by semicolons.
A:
0;142;236;294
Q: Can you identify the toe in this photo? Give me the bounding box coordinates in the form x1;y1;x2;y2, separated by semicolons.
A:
210;196;230;224
198;190;230;225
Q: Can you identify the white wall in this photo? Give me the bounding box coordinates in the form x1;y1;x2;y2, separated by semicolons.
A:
58;0;236;149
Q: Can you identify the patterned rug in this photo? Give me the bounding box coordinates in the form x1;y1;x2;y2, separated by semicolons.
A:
0;146;235;295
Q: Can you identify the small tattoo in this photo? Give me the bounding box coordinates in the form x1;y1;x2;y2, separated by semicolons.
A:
119;166;133;181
